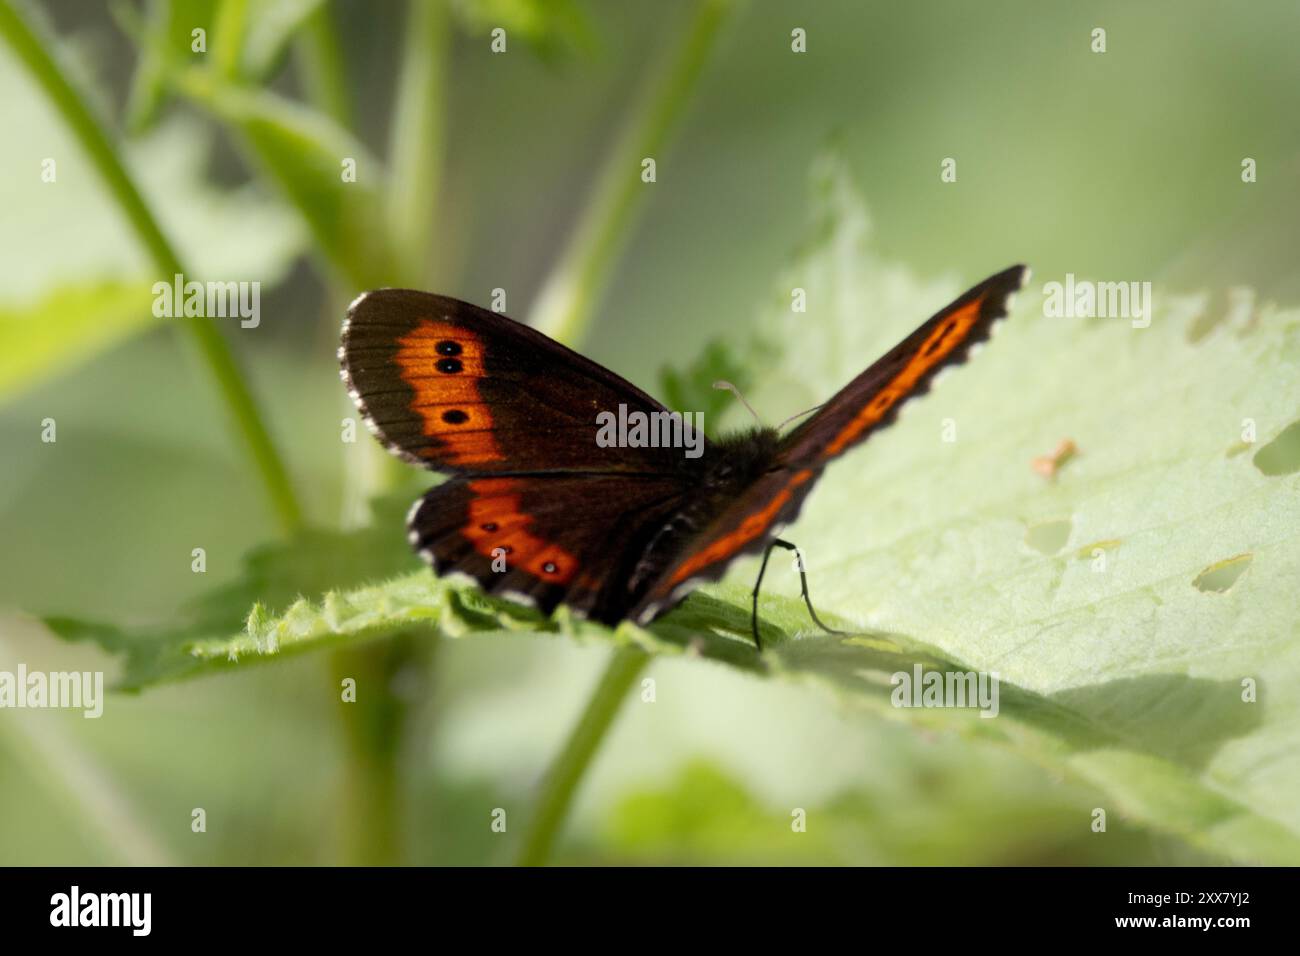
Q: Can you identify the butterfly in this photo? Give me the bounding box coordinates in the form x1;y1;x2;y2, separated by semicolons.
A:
339;264;1027;648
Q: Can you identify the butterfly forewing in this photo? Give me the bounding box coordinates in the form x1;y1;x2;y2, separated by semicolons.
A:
341;289;710;623
632;265;1027;621
776;264;1027;468
340;289;697;475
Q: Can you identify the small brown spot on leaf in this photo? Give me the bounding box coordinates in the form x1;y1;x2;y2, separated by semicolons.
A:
1031;438;1078;479
1075;539;1121;560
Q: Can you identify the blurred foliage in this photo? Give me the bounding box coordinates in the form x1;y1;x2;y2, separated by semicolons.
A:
0;280;150;399
3;0;1300;867
658;338;776;437
45;492;420;689
585;759;1216;866
0;67;306;398
176;69;393;287
42;154;1300;864
449;0;596;61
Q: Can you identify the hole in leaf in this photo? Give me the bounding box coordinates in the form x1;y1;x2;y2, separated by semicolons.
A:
1192;553;1252;593
1253;420;1300;476
1026;518;1072;555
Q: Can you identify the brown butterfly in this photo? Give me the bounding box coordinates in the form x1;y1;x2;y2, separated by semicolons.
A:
339;264;1027;648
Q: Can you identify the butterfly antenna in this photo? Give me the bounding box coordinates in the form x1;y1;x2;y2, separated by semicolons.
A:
776;402;825;431
712;380;763;427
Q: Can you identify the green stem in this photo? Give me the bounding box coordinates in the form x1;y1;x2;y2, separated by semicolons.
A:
331;281;416;862
330;635;427;866
324;0;452;865
387;0;448;287
212;0;250;80
515;2;736;868
517;646;649;866
528;0;737;344
0;0;304;534
295;0;352;128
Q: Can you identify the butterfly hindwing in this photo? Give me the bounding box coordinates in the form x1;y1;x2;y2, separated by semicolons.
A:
409;472;692;623
629;464;822;624
340;289;696;475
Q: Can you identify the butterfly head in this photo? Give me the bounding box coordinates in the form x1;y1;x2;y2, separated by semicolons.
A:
702;426;785;486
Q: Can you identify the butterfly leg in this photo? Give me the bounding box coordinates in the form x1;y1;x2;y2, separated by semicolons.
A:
772;539;846;637
751;538;845;651
750;540;780;651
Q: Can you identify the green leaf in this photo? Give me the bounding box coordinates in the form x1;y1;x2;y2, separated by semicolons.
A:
658;338;777;438
174;69;392;287
45;494;422;690
0;281;152;399
0;38;305;400
449;0;597;62
59;151;1300;864
591;759;1216;866
115;0;331;125
742;152;1300;864
112;0;217;133
236;0;331;85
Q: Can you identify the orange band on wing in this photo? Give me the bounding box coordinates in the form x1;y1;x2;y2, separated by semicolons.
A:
465;479;578;584
395;319;505;466
668;469;814;585
823;295;984;457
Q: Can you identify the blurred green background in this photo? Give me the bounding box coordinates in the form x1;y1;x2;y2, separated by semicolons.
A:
1;0;1297;865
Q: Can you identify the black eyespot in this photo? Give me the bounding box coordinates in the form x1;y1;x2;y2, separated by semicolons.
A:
442;409;469;424
481;522;498;532
435;340;462;356
923;325;954;356
436;358;463;373
542;561;558;574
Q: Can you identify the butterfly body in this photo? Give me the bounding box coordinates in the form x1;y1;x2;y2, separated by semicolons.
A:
339;265;1027;637
621;426;794;608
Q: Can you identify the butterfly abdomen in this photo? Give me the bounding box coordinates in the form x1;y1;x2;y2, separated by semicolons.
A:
623;427;785;598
